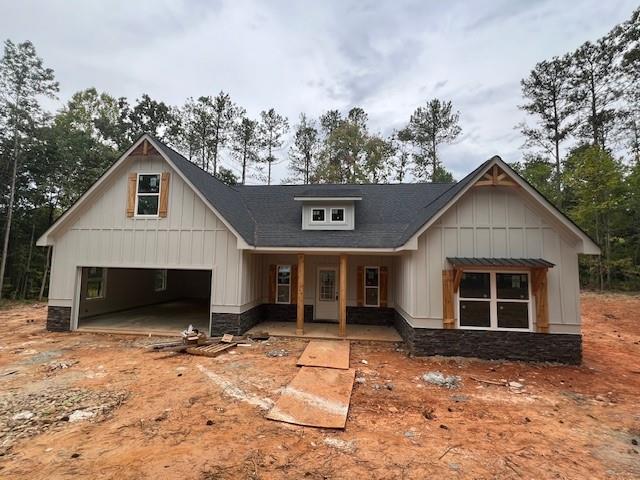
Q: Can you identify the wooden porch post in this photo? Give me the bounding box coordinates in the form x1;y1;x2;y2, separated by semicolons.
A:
296;254;305;335
532;268;549;333
339;254;347;337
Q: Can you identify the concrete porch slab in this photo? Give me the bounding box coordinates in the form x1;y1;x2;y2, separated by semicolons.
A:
247;321;402;342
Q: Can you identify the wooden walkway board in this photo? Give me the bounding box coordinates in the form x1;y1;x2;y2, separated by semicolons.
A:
186;342;237;357
266;366;356;429
297;340;350;370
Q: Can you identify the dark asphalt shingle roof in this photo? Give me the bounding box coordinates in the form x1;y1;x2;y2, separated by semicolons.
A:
447;258;556;268
155;137;493;249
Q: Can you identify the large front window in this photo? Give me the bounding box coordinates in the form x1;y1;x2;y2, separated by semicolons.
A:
458;271;531;330
136;173;161;216
276;265;291;303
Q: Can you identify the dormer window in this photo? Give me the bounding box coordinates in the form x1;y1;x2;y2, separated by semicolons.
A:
331;208;345;222
295;188;361;231
312;208;325;222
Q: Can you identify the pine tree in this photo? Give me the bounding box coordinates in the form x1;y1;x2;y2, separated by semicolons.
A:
258;108;289;185
405;99;460;181
288;114;319;184
231;116;260;184
518;56;574;198
0;40;58;298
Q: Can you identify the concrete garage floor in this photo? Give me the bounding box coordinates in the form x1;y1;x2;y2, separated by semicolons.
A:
247;321;402;342
78;300;209;336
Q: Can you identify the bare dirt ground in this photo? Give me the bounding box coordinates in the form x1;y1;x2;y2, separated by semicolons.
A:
0;292;639;479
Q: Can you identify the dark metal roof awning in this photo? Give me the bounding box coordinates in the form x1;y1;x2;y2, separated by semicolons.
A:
447;257;555;269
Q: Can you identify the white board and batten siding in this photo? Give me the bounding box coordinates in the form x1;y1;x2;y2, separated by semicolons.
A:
47;154;243;312
393;187;582;334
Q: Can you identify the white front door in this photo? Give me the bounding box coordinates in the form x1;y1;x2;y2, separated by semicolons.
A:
316;266;339;321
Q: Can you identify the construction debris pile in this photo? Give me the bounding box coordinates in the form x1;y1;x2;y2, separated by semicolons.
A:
146;326;260;358
0;387;128;456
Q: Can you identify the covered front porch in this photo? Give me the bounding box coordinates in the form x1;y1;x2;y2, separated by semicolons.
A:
254;252;398;339
246;320;402;342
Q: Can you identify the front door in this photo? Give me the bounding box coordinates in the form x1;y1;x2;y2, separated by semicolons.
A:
316;267;339;321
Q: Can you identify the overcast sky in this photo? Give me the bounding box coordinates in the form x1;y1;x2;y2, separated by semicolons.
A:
2;0;637;183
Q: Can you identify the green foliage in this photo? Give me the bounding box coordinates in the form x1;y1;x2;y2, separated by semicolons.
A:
216;166;238;186
287;114;319;184
405;98;460;182
231;116;261;184
258;108;289;185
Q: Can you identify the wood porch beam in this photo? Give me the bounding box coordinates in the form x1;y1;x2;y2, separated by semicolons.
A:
531;268;549;333
296;254;305;335
339;254;347;337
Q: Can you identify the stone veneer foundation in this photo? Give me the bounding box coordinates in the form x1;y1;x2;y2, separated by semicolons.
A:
393;311;582;364
46;306;72;332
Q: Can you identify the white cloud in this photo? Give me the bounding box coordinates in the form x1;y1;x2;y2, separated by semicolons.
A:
1;0;636;182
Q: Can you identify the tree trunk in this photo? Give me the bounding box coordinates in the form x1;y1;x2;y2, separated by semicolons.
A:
0;131;20;299
39;245;51;301
213;123;220;176
21;224;35;298
241;142;247;184
590;71;598;147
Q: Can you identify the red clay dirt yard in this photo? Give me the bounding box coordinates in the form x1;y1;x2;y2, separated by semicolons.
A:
0;292;639;479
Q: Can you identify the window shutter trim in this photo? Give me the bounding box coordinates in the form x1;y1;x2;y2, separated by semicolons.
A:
126;173;137;217
379;266;388;308
159;171;170;218
356;266;364;307
268;264;276;303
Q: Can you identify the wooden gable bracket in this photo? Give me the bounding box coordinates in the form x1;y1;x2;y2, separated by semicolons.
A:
474;165;518;188
130;139;159;157
531;268;549;333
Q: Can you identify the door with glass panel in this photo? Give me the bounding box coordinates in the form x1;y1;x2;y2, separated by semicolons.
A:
315;267;339;321
457;271;531;331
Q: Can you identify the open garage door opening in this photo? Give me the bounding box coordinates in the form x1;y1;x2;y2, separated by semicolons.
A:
76;267;211;335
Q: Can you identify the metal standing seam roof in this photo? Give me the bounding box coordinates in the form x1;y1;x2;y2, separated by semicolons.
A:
153;137;496;249
447;258;556;268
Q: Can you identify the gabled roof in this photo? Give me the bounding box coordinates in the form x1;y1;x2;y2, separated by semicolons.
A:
38;135;601;254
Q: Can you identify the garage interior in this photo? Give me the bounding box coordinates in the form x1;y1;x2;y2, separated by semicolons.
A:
77;267;211;335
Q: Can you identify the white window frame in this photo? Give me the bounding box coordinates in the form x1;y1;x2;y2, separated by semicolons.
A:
310;208;326;223
456;270;532;332
276;264;291;304
364;266;380;307
154;269;167;292
135;172;162;218
85;267;107;300
330;207;346;224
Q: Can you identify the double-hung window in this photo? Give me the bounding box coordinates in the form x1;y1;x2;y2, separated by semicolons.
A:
458;271;531;331
276;265;291;303
136;173;161;216
86;267;107;300
364;266;379;307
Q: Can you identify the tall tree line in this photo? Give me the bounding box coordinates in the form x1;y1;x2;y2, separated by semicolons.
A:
515;7;640;290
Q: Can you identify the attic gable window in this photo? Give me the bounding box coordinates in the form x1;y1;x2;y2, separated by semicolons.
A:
331;208;345;222
136;174;161;216
311;208;325;222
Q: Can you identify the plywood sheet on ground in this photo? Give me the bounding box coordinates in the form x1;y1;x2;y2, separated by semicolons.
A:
296;340;350;369
266;366;356;428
